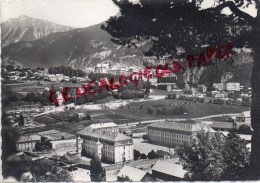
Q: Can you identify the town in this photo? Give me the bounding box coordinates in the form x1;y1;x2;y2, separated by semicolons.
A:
2;0;260;181
2;54;252;181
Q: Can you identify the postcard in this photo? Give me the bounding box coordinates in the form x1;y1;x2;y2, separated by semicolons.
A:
1;0;259;181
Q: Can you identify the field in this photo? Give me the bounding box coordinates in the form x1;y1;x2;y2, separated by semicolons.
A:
20;119;94;135
22;97;249;136
7;80;83;93
11;81;250;137
112;99;250;121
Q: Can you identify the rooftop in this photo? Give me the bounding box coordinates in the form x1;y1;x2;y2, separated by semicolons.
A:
37;130;75;140
219;131;252;141
17;135;41;143
117;165;147;181
211;122;234;129
237;111;251;118
89;122;117;129
152;160;187;178
77;128;131;142
148;120;214;133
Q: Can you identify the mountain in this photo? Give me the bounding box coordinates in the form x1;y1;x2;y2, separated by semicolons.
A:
2;16;253;87
2;23;150;69
1;15;73;47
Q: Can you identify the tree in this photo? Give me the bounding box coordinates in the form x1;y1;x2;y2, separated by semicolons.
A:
222;131;250;180
142;134;148;140
237;124;252;134
19;72;26;77
140;153;147;160
147;150;157;159
144;80;151;97
124;175;131;181
1;113;20;179
134;149;141;160
34;141;42;151
2;86;19;106
176;131;250;181
6;64;14;71
147;107;154;115
102;0;260;177
24;160;73;182
90;157;106;181
242;96;251;106
36;67;45;71
176;131;225;181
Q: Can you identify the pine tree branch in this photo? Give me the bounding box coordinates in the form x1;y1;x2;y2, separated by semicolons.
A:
210;1;255;24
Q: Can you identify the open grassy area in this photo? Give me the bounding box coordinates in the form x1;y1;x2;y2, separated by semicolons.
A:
6;80;85;93
112;99;250;121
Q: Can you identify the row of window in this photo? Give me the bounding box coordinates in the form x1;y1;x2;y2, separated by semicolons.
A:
148;130;191;140
150;137;191;146
17;142;36;150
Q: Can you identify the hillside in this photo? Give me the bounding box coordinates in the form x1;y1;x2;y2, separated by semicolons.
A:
2;16;253;87
2;22;150;69
1;15;73;47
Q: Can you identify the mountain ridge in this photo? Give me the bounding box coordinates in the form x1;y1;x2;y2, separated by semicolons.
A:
1;15;74;47
2;21;150;69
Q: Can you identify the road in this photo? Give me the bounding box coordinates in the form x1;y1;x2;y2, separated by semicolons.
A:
117;113;241;128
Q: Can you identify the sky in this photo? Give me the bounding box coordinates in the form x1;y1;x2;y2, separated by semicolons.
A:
1;0;120;28
1;0;257;28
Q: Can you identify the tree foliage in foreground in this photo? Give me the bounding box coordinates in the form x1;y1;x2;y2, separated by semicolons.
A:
20;159;73;182
90;156;106;182
176;131;250;181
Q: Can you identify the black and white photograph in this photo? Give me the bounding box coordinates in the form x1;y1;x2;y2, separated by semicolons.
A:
1;0;260;181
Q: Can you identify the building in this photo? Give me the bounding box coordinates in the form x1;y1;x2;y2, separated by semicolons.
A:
154;74;177;91
56;91;64;106
117;165;153;181
210;122;235;131
147;120;214;147
16;135;41;151
37;130;77;151
110;67;120;76
56;74;64;82
88;122;119;133
49;74;58;82
152;160;187;181
156;150;171;160
183;88;197;96
214;92;228;99
18;114;32;126
236;111;251;124
77;128;134;164
94;63;110;74
59;151;90;169
198;85;207;93
219;131;252;143
77;113;86;119
213;83;224;91
63;76;70;82
224;82;240;91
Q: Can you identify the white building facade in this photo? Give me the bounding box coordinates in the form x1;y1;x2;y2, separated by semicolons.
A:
147;120;213;147
224;82;240;91
77;128;134;164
